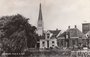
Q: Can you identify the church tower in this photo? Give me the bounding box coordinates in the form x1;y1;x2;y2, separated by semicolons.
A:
37;3;44;36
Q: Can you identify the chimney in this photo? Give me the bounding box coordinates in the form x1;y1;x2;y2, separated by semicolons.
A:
68;26;70;29
75;25;77;28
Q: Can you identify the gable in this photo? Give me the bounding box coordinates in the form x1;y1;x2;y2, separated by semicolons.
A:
49;30;61;38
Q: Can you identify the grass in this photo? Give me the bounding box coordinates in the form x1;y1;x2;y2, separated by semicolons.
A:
23;49;71;57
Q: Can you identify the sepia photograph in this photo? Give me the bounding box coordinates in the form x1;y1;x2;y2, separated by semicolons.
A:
0;0;90;57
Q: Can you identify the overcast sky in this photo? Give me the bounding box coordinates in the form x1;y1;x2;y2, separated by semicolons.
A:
0;0;90;31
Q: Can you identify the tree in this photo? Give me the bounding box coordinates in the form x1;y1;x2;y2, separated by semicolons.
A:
0;14;38;56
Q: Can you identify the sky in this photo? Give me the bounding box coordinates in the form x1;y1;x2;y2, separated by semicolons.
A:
0;0;90;31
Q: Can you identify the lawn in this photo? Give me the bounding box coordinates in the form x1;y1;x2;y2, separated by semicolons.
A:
24;49;71;57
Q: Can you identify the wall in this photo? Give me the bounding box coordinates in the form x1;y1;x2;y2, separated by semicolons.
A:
40;39;47;49
49;38;57;48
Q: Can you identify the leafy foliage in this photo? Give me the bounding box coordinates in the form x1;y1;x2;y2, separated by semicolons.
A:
0;14;38;54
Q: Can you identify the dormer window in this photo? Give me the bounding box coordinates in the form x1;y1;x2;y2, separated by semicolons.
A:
47;33;50;39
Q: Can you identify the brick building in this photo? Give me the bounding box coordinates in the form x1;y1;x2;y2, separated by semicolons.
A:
58;25;83;49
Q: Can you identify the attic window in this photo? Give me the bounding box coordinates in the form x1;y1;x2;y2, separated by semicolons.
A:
47;33;50;38
52;41;54;43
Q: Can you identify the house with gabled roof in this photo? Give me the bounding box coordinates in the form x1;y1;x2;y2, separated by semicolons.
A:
58;25;83;48
40;29;61;49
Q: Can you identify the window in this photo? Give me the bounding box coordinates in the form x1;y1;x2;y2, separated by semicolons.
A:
52;41;54;43
66;35;68;39
52;45;54;46
47;33;50;39
42;41;45;47
42;41;45;44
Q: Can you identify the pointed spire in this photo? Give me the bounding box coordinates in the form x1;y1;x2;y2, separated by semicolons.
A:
38;3;43;21
37;3;44;36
